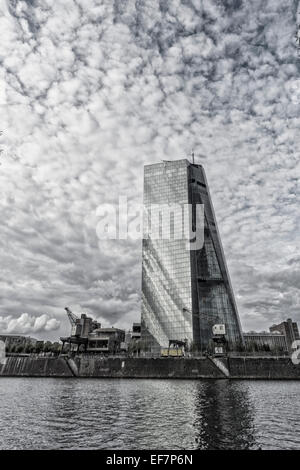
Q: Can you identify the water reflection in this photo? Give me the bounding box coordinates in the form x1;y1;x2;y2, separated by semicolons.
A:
192;381;257;449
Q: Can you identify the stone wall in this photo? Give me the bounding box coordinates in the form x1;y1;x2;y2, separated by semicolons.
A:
228;356;300;379
76;356;225;378
1;355;300;379
0;356;72;377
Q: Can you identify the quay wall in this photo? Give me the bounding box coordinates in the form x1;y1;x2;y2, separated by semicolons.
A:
1;355;300;379
0;356;72;377
76;356;225;378
228;356;300;379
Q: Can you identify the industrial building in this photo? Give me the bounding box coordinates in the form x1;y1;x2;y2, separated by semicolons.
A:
131;323;141;340
270;319;300;353
243;332;288;353
60;307;126;354
87;327;125;354
60;307;101;351
141;159;244;354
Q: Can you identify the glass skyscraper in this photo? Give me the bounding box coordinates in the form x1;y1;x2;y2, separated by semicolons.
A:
141;159;243;353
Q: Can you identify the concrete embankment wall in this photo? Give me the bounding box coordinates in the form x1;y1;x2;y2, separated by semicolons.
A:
1;355;300;379
0;356;73;377
228;356;300;379
76;356;225;378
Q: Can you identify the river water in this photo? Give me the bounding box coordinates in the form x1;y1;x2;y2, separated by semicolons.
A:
0;378;299;450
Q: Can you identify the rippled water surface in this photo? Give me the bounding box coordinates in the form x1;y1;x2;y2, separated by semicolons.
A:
0;378;299;449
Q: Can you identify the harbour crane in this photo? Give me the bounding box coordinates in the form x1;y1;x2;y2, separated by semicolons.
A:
65;307;78;326
65;307;80;337
61;307;88;353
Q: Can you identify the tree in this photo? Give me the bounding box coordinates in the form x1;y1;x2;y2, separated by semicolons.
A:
16;345;24;354
24;344;33;354
34;342;44;354
51;342;61;354
43;341;53;353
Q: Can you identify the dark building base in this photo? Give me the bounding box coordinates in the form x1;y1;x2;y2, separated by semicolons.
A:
1;355;300;380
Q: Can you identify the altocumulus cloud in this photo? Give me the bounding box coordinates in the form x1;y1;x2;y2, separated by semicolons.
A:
0;0;300;339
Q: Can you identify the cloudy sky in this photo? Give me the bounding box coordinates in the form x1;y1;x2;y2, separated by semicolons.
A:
0;0;300;340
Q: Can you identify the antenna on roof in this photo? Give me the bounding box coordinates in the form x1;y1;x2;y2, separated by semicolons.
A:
191;149;195;165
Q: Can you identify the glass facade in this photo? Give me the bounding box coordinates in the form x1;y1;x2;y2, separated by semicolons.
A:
141;159;244;353
141;160;193;352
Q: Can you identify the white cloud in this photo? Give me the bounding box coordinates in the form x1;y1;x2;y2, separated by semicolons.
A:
0;313;60;335
0;0;299;339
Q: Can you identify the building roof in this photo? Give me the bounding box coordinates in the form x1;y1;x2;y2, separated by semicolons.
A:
91;327;125;334
243;332;285;337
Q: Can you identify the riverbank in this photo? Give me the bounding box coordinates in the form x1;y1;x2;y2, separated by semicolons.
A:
0;355;300;379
